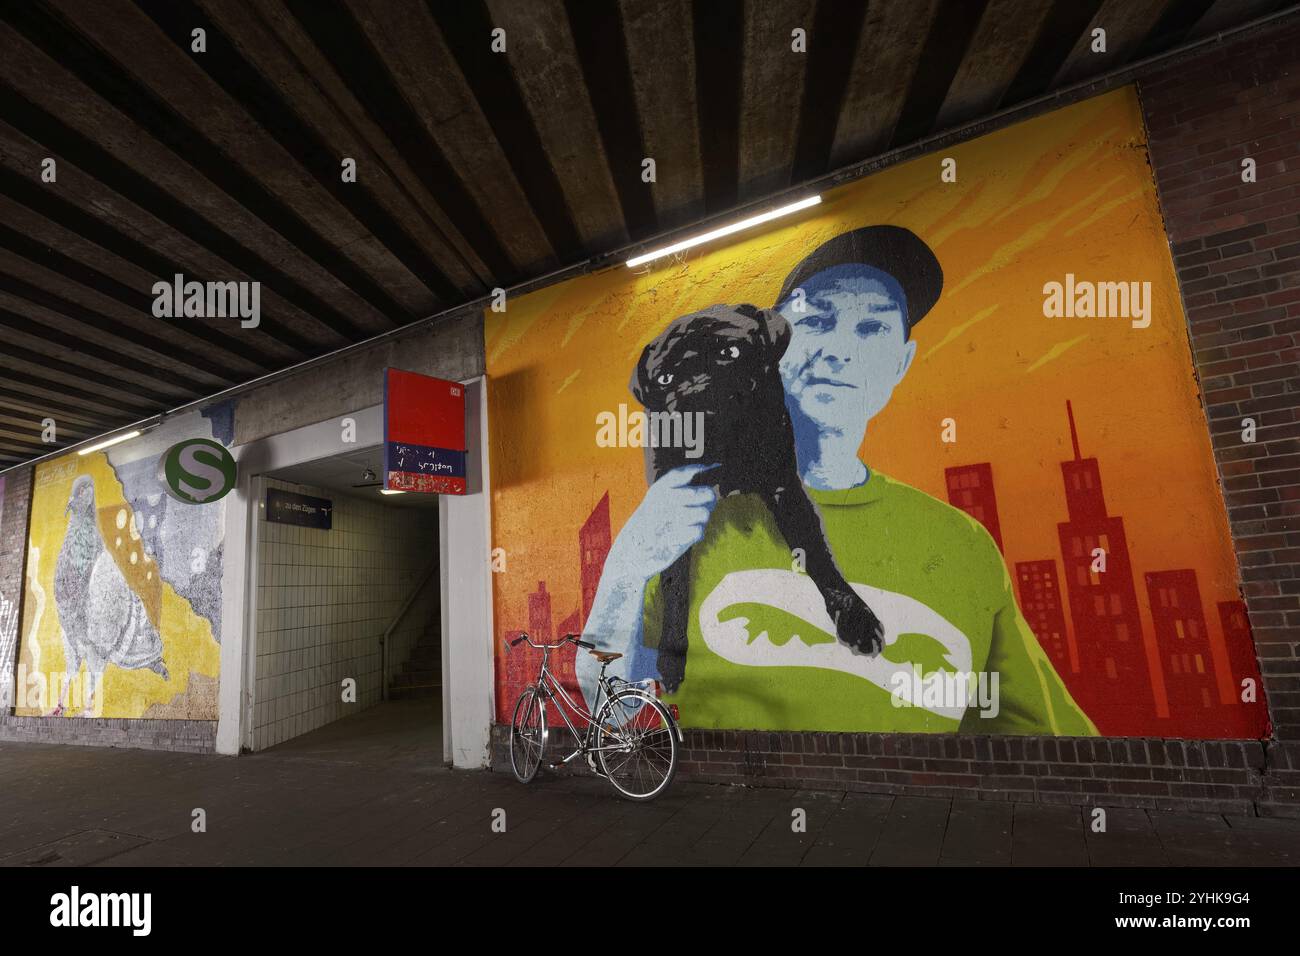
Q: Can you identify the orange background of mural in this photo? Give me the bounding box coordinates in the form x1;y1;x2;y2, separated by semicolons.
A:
485;87;1267;738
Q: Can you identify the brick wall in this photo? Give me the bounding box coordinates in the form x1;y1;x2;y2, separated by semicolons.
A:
490;725;1291;816
1138;20;1300;807
0;715;216;753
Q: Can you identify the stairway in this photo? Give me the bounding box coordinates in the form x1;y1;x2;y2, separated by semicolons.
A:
389;624;442;700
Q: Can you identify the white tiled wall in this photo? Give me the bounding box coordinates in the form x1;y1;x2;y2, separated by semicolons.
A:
253;478;438;750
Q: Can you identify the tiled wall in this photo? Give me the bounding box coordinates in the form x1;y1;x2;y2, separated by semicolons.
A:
253;478;438;750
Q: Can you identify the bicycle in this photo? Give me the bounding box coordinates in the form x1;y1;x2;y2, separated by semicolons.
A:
508;632;682;801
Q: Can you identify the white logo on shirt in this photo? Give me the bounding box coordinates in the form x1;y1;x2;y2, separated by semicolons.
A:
697;569;973;719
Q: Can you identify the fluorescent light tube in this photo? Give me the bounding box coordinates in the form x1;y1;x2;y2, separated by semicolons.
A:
626;195;821;268
78;430;142;455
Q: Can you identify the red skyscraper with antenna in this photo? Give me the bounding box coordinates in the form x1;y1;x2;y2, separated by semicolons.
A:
1056;401;1164;733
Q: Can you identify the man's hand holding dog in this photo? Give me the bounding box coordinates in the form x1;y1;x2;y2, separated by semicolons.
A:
607;463;720;582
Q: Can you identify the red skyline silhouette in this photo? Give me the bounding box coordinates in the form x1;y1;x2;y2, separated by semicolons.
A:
995;402;1265;737
501;495;614;723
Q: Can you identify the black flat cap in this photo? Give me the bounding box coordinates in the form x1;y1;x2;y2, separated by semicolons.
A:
775;225;943;335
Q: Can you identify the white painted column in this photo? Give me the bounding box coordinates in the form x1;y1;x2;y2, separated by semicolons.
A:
215;470;252;756
441;377;495;769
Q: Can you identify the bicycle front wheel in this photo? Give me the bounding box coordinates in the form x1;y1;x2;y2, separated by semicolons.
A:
594;689;679;801
509;686;546;784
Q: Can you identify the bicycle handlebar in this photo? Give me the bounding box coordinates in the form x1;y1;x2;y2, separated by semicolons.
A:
510;632;595;650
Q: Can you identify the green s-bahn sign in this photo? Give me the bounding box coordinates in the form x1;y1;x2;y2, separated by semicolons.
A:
161;438;237;504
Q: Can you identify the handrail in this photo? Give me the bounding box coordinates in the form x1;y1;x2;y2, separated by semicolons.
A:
380;557;439;701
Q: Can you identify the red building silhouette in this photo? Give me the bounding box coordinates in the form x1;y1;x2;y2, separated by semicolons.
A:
1145;570;1218;719
1055;401;1164;732
1218;600;1268;717
501;628;541;719
528;580;554;645
527;581;568;725
500;494;616;724
580;493;612;624
1016;560;1076;676
946;463;1004;552
553;609;584;703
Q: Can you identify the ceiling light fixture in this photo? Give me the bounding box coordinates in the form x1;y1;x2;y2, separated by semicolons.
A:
78;430;142;456
625;195;822;268
379;489;405;496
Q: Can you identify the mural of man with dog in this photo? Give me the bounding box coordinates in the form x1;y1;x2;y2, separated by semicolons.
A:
579;226;1096;735
487;88;1268;739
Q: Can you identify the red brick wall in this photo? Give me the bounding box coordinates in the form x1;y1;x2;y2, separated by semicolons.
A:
490;724;1282;815
1138;23;1300;743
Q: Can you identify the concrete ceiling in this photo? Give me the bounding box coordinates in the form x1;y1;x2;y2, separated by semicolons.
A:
0;0;1295;470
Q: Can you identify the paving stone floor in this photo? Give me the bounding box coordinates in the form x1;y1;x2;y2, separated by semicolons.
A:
2;700;1298;867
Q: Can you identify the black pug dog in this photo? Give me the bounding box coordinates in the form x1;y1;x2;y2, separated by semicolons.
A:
630;302;885;693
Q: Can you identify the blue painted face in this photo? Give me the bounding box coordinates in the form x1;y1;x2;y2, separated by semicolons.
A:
776;263;918;448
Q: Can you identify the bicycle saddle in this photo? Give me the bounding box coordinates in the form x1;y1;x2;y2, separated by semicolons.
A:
589;650;622;663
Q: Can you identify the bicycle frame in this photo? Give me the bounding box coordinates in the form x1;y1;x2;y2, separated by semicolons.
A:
529;639;640;768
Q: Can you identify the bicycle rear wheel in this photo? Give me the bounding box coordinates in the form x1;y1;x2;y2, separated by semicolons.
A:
594;689;679;801
509;686;546;784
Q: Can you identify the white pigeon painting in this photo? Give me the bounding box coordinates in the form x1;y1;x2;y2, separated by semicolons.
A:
53;475;168;716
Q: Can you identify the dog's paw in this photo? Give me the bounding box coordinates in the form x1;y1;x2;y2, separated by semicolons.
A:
827;591;884;656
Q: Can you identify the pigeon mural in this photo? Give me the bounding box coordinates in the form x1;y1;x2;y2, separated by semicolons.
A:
16;412;224;719
50;475;169;715
0;474;16;710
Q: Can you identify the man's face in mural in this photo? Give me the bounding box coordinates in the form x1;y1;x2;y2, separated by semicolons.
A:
777;264;918;440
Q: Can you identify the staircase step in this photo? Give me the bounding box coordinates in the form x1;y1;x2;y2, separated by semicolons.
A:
393;671;440;685
398;662;440;675
389;684;440;700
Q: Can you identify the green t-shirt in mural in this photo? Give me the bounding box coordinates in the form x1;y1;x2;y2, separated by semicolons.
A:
641;470;1097;736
